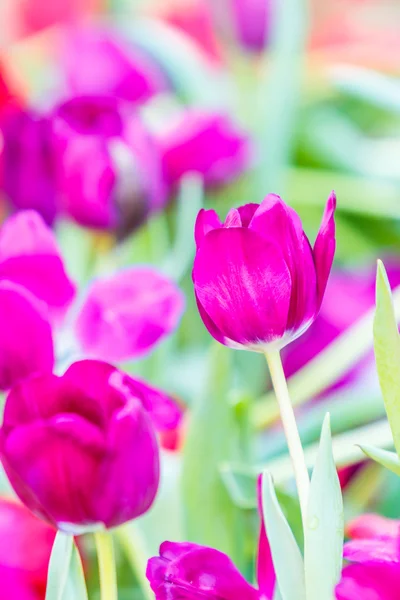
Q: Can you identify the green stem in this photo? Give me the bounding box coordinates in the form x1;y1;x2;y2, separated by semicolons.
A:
94;530;118;600
265;350;310;525
115;525;154;600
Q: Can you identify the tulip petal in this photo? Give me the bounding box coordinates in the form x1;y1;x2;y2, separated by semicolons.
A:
336;563;400;600
0;281;54;391
96;399;160;527
249;194;317;333
194;209;221;248
313;191;337;308
147;542;259;600
193;228;291;349
343;538;400;566
75;267;185;361
256;476;275;597
0;211;76;316
346;514;400;541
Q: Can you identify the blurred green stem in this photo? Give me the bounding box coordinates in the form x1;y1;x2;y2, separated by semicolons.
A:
265;351;310;525
116;524;154;600
258;0;308;194
95;530;117;600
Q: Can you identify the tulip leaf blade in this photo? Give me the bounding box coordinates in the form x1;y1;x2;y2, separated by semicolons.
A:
374;260;400;457
304;414;344;600
45;532;74;600
359;444;400;477
261;472;306;600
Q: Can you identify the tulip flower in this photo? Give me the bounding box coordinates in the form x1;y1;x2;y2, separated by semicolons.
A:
193;192;336;352
207;0;271;53
147;479;275;599
0;360;160;533
346;513;400;540
0;497;56;599
0;211;75;390
158;109;252;190
75;267;185;362
52;95;166;234
0;108;58;225
61;26;168;104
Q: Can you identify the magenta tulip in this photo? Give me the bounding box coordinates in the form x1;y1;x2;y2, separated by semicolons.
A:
75;267;185;361
52;95;166;234
0;360;160;533
159;109;252;189
61;25;167;104
193;193;336;352
0;108;58;225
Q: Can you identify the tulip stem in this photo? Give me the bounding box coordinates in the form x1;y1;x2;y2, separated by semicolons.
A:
95;530;118;600
264;350;310;525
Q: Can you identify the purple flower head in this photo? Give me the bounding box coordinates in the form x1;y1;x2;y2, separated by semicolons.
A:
147;479;275;599
0;360;160;533
159;109;252;190
0;108;58;225
0;210;75;390
336;536;400;599
75;267;185;362
193;192;336;352
208;0;271;53
52;95;166;235
61;25;168;104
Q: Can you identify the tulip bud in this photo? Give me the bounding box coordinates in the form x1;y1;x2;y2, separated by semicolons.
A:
0;108;58;225
158;109;252;190
75;267;185;362
193;193;336;352
52;95;166;236
0;360;160;533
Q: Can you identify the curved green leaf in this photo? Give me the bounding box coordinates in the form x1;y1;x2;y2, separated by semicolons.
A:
45;533;73;600
359;444;400;477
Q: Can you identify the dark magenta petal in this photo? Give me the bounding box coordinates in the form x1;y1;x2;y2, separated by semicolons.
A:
336;563;400;600
313;191;337;308
193;228;291;349
96;399;160;527
194;209;222;248
256;477;276;597
0;281;54;391
0;361;160;532
249;194;317;333
160;110;252;188
0;211;76;317
75;267;185;361
237;203;259;227
147;541;260;600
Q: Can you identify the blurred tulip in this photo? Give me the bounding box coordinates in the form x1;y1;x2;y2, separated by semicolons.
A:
207;0;271;53
158;109;252;190
0;497;56;600
0;360;160;533
16;0;99;38
0;108;58;224
346;513;400;541
193;192;336;352
61;26;168;104
336;536;400;599
52;95;166;234
75;267;185;362
147;479;274;599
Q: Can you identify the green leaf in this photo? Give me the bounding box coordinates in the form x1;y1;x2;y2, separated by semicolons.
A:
261;473;306;600
359;444;400;477
304;414;344;600
181;343;248;568
45;532;73;600
63;542;88;600
374;260;400;456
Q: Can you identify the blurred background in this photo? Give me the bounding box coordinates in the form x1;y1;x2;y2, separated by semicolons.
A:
1;0;400;598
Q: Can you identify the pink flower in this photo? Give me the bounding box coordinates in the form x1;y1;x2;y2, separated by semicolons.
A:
146;478;275;599
207;0;271;53
159;110;252;189
0;497;56;600
52;95;166;234
193;193;336;352
346;514;400;541
0;108;58;225
75;267;185;362
0;360;160;533
0;211;75;390
61;25;168;104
